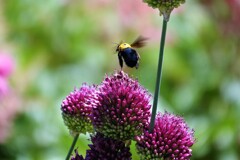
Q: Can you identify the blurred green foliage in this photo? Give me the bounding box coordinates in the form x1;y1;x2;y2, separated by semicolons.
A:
0;0;239;160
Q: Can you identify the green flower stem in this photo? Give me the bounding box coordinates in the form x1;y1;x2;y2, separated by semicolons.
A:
65;133;79;160
149;18;168;133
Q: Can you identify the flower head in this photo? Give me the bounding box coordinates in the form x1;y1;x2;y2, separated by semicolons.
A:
91;71;151;141
85;133;132;160
61;84;97;135
143;0;185;21
136;112;195;160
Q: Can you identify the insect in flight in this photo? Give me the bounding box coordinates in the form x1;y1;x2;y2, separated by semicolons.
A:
116;36;147;69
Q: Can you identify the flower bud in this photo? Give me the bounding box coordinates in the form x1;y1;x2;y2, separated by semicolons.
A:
91;71;151;141
61;84;97;135
136;112;195;160
143;0;185;21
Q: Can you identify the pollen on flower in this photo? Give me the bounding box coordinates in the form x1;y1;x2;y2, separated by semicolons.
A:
135;112;195;160
61;84;98;135
91;71;151;141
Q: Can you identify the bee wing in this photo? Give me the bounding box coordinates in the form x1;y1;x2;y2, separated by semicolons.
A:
131;36;148;48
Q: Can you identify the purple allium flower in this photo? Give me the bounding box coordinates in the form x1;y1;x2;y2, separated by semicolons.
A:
136;112;195;160
85;133;132;160
61;84;97;135
71;150;84;160
91;71;151;141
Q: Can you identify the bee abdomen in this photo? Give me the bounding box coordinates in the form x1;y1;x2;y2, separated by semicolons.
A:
120;48;139;68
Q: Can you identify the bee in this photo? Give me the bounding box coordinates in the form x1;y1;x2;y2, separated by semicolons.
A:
116;36;147;69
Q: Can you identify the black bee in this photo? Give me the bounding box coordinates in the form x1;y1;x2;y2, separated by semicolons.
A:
116;36;147;69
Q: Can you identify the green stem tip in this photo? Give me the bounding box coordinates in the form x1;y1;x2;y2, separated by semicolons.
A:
149;18;168;133
65;133;80;160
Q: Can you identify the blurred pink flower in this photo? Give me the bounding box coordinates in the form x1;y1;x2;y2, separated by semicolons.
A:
225;0;240;35
116;1;184;43
0;52;15;96
116;1;160;40
0;77;8;95
0;52;15;78
117;1;154;26
0;51;19;143
201;0;240;36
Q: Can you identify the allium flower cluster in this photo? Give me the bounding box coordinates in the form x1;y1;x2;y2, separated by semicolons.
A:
136;112;195;160
91;71;151;140
61;84;97;135
143;0;185;20
61;71;195;159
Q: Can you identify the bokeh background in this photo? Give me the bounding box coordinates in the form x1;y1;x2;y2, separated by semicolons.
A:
0;0;239;159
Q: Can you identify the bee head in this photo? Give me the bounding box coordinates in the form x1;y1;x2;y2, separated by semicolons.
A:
116;43;131;52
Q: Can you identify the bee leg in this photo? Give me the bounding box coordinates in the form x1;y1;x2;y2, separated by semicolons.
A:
136;52;140;69
135;62;139;69
137;52;141;59
118;53;123;69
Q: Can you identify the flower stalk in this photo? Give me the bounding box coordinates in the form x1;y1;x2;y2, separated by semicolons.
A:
66;133;79;160
149;18;168;133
